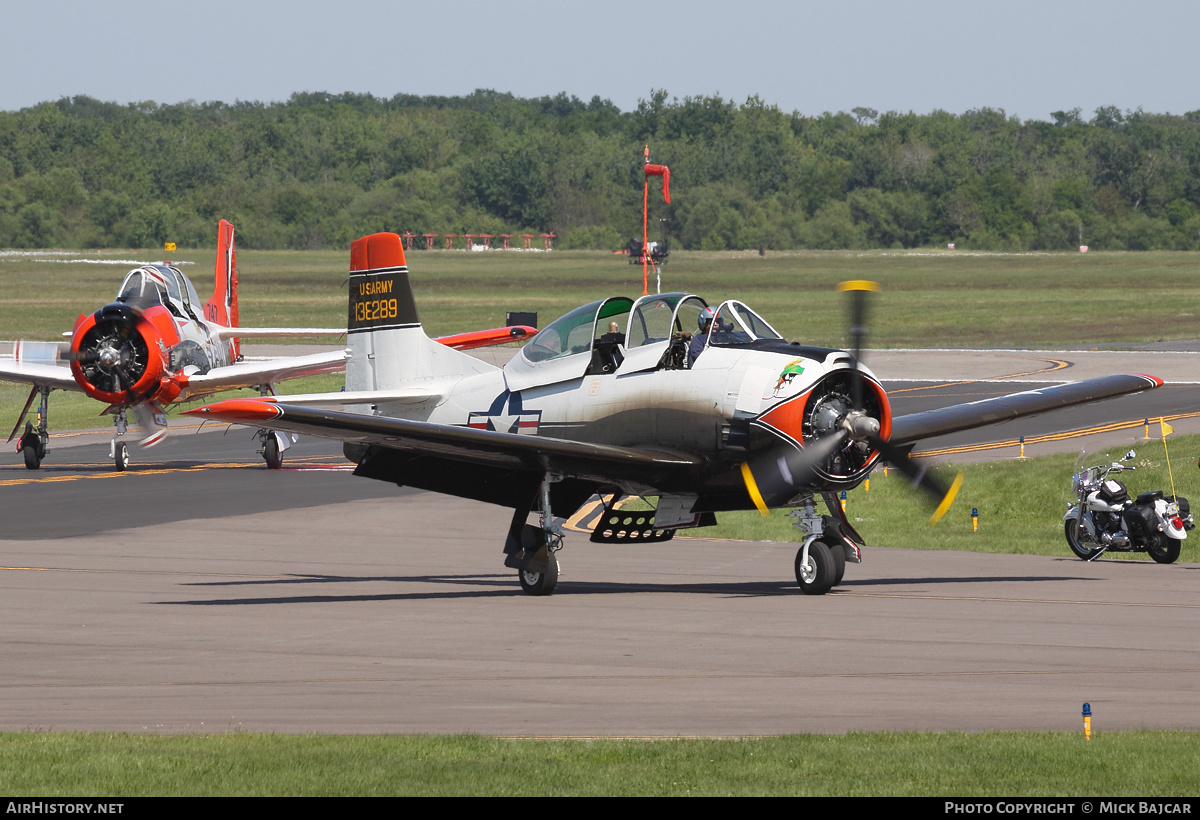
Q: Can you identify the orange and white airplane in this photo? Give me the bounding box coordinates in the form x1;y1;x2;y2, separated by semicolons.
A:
0;221;534;471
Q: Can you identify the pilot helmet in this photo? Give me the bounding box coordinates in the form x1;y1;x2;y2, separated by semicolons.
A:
698;306;715;330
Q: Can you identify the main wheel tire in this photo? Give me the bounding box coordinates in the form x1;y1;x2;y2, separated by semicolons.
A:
826;539;847;586
264;435;283;470
1065;519;1103;560
796;540;836;595
22;443;40;470
113;441;129;472
518;556;559;596
1147;534;1181;564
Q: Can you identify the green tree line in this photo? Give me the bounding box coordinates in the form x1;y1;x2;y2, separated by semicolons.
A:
2;90;1199;251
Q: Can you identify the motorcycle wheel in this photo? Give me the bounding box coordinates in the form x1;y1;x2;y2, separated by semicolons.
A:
1147;534;1181;565
1065;519;1104;560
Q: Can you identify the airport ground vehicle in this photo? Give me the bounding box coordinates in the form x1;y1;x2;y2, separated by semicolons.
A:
1064;449;1193;562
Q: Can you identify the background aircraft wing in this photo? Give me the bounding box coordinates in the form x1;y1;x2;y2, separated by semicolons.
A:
0;359;81;392
182;350;347;396
186;399;704;486
889;373;1162;444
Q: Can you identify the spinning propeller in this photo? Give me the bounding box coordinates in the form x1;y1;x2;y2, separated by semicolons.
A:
740;280;962;523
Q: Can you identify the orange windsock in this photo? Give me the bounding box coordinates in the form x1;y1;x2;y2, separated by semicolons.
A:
644;164;670;203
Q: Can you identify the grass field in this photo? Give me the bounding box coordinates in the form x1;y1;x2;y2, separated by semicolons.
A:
2;731;1197;796
4;247;1200;346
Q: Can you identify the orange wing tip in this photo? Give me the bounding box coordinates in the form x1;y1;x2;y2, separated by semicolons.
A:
184;399;283;423
1136;374;1164;388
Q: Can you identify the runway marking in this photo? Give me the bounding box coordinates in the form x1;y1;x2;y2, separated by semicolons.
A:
4;666;1199;690
0;457;351;486
912;410;1200;457
0;566;270;578
837;591;1200;609
888;356;1070;394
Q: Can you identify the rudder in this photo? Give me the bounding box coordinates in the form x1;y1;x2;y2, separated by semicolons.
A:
345;232;491;394
205;219;240;357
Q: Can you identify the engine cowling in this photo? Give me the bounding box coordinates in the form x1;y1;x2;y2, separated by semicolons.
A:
751;368;893;497
69;301;177;406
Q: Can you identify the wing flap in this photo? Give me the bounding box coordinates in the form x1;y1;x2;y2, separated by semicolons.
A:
890;373;1162;444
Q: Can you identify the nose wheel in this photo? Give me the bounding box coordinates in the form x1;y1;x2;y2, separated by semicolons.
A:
113;441;129;471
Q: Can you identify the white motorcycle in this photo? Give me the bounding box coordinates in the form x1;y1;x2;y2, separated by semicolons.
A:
1064;449;1192;563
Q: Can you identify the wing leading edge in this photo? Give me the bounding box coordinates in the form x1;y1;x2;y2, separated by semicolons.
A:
889;373;1162;444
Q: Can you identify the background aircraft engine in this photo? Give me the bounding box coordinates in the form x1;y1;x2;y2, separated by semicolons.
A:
69;303;170;406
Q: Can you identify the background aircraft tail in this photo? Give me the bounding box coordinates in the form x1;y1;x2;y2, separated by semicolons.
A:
346;232;493;394
205;219;240;358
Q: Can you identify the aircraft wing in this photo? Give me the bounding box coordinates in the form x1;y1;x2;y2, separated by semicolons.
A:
186;399;704;486
0;359;81;392
182;350;347;396
889;373;1162;444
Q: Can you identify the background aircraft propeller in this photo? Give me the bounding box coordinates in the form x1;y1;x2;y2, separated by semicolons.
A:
741;280;962;523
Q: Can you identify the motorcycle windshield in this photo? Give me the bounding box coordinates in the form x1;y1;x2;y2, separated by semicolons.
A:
1072;441;1139;496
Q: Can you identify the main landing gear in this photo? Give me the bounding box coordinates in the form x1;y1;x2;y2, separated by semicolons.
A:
254;385;291;469
504;473;563;596
14;386;50;470
789;494;860;595
257;429;294;469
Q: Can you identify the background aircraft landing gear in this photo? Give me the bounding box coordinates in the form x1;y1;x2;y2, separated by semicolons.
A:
20;421;44;469
258;429;293;469
17;387;51;470
109;407;131;472
113;441;129;471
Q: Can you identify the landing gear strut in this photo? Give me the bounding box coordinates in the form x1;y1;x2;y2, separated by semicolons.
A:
788;494;858;595
255;385;288;469
109;406;130;471
16;387;50;470
504;473;563;596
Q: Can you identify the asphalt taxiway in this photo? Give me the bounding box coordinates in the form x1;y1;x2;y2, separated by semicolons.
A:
1;347;1197;735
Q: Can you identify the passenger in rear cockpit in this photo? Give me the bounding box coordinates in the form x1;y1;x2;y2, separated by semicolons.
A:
689;307;714;365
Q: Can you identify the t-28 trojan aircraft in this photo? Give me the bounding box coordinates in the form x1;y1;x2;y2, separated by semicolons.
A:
1;221;534;471
189;232;1162;595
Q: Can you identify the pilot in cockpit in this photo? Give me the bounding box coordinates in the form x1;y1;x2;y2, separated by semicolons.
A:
689;306;715;364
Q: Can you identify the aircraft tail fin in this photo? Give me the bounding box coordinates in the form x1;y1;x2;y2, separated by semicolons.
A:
205;219;240;357
346;232;493;394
